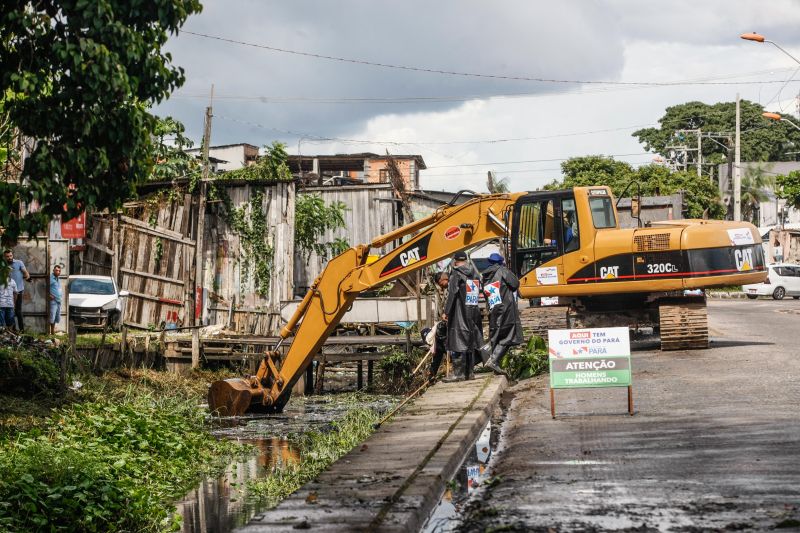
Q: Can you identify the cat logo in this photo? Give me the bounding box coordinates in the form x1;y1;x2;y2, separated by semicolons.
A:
600;265;619;279
400;247;421;267
734;248;753;272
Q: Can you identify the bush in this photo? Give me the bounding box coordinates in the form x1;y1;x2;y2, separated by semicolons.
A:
0;392;242;532
501;336;549;380
0;342;62;397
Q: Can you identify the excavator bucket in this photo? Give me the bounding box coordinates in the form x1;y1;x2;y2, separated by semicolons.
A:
208;378;262;417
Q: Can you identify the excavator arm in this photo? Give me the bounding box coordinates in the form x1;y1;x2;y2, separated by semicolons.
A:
208;192;524;416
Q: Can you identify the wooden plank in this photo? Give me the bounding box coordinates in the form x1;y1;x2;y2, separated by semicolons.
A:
120;267;184;286
124;289;182;306
86;239;113;256
120;215;196;245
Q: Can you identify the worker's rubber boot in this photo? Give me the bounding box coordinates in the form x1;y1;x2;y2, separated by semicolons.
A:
485;345;511;379
464;351;475;381
443;352;465;382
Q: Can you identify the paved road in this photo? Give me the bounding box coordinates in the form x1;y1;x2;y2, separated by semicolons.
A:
461;299;800;532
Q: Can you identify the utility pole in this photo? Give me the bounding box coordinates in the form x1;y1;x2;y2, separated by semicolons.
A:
697;128;702;178
192;85;213;369
734;94;742;222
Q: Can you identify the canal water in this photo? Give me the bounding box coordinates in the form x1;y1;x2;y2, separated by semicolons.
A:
175;394;395;533
422;419;502;533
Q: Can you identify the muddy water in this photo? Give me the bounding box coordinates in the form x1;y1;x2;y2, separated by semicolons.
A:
175;395;395;533
422;420;501;533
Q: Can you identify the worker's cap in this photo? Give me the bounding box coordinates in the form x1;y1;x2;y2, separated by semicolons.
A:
453;251;468;260
488;253;504;264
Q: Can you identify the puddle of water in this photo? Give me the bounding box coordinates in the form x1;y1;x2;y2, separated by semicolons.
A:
178;394;396;533
423;420;498;533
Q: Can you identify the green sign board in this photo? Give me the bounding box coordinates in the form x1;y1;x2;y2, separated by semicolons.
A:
547;327;632;389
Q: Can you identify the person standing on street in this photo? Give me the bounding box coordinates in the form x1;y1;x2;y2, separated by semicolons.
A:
4;249;30;331
0;274;17;330
48;264;62;335
426;270;450;381
442;251;483;381
481;253;523;377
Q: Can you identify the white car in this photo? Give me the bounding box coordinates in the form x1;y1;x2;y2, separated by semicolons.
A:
68;275;129;329
742;264;800;300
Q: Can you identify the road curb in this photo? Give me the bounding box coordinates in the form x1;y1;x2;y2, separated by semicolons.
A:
707;292;748;299
238;374;507;532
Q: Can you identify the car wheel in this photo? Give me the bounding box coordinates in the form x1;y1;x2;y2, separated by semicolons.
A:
794;296;799;300
773;286;786;300
746;294;758;300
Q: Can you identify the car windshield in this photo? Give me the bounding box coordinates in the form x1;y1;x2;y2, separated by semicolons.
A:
70;278;115;295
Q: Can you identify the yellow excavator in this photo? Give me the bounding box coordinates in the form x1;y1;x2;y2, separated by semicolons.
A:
208;186;767;416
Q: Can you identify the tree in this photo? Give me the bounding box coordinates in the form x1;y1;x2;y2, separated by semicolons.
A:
739;165;775;224
633;100;800;174
0;0;202;245
487;171;510;193
776;170;800;210
151;116;199;183
548;155;725;219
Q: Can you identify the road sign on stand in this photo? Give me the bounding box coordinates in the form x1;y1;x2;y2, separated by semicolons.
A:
547;327;634;418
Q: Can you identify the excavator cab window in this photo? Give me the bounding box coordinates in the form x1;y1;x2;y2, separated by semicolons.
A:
511;193;575;276
589;196;616;228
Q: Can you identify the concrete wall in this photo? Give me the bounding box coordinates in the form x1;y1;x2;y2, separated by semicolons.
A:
616;193;684;228
363;157;419;189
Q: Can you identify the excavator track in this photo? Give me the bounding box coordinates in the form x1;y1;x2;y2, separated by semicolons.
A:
658;300;709;351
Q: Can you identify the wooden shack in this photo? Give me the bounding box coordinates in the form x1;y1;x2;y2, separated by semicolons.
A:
81;179;295;335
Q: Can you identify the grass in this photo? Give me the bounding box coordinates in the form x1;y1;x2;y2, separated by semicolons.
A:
0;368;246;532
246;399;386;509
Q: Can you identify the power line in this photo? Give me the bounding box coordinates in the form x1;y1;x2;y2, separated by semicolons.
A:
215;114;651;147
182;30;798;87
425;153;651;169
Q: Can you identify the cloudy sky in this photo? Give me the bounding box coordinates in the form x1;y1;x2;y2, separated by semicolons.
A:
155;0;800;192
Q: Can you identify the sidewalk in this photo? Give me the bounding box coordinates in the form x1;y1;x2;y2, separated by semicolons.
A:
238;374;507;532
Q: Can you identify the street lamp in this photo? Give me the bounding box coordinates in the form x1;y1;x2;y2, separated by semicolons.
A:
740;33;800;65
762;111;800;131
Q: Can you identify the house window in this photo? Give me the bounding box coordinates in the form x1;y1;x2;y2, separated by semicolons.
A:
379;169;389;182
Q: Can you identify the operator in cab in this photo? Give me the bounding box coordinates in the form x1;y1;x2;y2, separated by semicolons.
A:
481;252;523;378
442;251;483;381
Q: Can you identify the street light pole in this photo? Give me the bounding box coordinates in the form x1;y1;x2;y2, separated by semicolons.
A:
740;33;800;65
734;94;741;222
763;111;800;131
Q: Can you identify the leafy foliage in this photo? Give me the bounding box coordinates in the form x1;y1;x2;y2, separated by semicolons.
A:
219;142;292;182
247;405;383;509
548;156;725;219
633;100;800;168
0;386;242;532
776;170;800;210
501;335;549;380
0;0;202;245
0;335;63;398
219;188;275;297
150;116;199;184
295;194;349;261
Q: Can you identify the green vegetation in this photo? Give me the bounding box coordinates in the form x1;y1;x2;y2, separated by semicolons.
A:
0;0;202;246
0;369;245;532
548;156;725;219
295;194;349;262
151;116;200;185
247;404;382;508
0;338;64;398
633;100;800;167
219;141;292;182
501;335;549;380
777;169;800;210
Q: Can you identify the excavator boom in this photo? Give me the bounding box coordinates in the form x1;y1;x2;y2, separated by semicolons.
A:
208;192;523;416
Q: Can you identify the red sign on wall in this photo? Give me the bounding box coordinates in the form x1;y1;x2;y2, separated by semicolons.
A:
61;212;86;239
